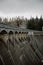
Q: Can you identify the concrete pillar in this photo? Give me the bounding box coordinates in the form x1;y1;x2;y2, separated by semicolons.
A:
24;32;27;39
19;32;22;39
21;32;24;38
0;34;9;49
8;34;15;46
0;34;8;44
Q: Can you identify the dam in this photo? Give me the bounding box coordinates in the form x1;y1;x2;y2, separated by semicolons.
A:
0;23;43;65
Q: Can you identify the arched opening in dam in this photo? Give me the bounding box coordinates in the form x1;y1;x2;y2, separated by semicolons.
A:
9;31;13;34
15;31;18;34
19;32;21;34
0;30;7;34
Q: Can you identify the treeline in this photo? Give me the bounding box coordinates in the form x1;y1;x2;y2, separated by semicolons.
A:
0;17;27;27
27;16;43;31
0;16;43;31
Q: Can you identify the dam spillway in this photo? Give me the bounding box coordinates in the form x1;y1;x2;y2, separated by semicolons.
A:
0;23;43;65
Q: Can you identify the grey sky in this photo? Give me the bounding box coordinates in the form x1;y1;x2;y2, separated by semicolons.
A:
0;0;43;18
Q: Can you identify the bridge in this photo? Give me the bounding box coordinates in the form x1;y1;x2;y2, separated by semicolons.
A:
0;23;43;65
0;23;33;42
0;23;29;33
0;23;29;43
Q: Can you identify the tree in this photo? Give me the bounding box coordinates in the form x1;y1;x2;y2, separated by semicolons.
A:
27;16;43;31
27;18;35;30
38;16;43;31
0;17;2;23
3;18;8;23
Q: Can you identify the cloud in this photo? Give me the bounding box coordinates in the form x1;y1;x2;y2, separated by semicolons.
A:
0;0;5;2
0;0;43;17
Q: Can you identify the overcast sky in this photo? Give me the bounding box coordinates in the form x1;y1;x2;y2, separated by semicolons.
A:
0;0;43;18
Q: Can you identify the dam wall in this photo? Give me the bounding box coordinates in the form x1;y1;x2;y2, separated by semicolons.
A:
0;23;43;65
0;31;43;65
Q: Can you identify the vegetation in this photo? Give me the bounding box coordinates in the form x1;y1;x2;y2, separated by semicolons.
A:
0;16;43;31
27;16;43;31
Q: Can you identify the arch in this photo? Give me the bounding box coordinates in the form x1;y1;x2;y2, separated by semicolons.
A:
0;30;7;34
15;31;18;34
22;32;24;34
19;32;21;34
9;31;13;34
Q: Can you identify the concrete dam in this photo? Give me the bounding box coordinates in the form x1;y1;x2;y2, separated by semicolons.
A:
0;23;43;65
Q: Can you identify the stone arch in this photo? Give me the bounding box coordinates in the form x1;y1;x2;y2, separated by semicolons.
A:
15;31;18;34
9;31;13;34
0;30;7;34
19;32;21;34
22;32;24;34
